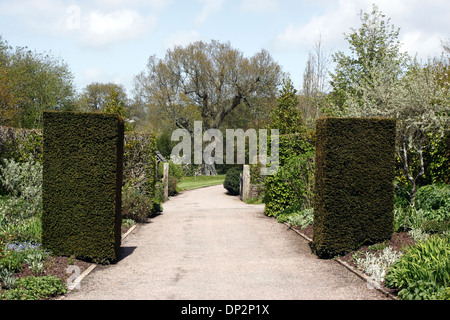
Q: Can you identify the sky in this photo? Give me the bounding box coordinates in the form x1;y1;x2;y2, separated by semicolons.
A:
0;0;449;96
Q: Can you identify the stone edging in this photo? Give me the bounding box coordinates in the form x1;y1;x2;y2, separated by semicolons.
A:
284;222;398;301
60;224;138;298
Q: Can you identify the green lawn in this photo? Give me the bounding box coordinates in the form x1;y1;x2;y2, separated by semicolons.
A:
177;174;226;191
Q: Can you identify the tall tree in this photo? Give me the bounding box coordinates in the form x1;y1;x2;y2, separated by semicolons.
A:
301;35;331;124
134;40;284;133
335;8;449;205
0;36;75;128
329;4;408;114
77;82;128;112
271;78;303;135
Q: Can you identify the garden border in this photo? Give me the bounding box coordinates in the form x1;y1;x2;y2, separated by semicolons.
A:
60;224;138;298
284;222;398;300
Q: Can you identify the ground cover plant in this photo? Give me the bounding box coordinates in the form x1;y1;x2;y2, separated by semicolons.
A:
291;183;450;300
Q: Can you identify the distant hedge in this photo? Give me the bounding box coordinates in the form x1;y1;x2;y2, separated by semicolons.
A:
311;118;396;259
123;132;157;198
42;111;124;262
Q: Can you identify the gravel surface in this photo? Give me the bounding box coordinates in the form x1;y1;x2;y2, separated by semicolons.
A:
63;185;388;300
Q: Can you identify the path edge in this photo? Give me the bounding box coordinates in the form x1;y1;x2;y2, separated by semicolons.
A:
58;224;138;299
283;222;398;301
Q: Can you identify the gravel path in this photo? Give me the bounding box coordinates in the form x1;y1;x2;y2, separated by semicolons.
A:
63;184;387;300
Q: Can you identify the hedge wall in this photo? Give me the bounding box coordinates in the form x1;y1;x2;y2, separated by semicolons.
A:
42;111;124;262
311;117;396;259
123;131;157;198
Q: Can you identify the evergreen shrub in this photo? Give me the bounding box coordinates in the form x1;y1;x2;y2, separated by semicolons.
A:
224;167;242;195
312;117;396;258
42;111;124;262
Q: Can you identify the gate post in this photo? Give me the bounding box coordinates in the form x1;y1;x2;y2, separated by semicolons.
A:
241;165;250;202
163;162;169;201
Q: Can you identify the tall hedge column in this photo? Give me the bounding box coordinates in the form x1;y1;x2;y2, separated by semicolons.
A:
312;118;396;259
42;111;125;262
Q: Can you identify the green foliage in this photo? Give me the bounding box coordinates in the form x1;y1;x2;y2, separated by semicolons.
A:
0;250;24;273
0;36;76;129
276;205;314;229
0;275;66;300
42;111;125;262
312;118;396;259
265;151;315;217
416;184;450;215
270;78;303;135
384;235;450;299
0;158;42;243
224;167;242;195
121;185;154;223
124;131;157;198
329;4;408;112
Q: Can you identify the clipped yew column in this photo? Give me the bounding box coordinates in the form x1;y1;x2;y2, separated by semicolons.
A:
312;117;396;259
42;111;124;262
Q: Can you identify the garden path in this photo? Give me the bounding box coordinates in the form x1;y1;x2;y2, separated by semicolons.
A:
63;184;387;300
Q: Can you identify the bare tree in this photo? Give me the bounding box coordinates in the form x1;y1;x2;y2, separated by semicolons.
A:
301;35;331;124
134;40;284;175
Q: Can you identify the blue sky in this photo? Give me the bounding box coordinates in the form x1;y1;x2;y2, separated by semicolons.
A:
0;0;449;96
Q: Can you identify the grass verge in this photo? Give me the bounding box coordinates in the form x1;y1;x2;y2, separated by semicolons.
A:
177;175;226;191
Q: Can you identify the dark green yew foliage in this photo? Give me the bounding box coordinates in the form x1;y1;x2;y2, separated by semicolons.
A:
42;111;124;262
224;167;242;195
312;117;396;259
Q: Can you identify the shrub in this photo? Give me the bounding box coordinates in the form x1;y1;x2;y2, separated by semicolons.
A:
384;235;450;299
123;131;157;197
168;175;178;196
42;111;124;262
224;167;242;195
265;151;315;217
416;184;450;221
121;186;153;223
312;118;396;258
0;159;42;222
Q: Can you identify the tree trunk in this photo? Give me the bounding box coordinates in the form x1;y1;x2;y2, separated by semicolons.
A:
197;163;217;176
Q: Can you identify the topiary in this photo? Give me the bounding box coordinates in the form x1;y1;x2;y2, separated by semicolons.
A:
224;167;242;195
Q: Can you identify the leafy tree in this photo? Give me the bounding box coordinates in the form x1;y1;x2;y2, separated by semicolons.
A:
271;78;303;135
134;40;283;132
134;40;283;175
329;4;408;114
329;6;449;205
77;82;128;112
0;36;76;128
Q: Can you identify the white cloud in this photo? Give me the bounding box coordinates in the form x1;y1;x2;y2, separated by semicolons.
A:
194;0;225;26
240;0;279;14
163;30;202;49
274;0;450;58
78;9;157;49
274;0;361;51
